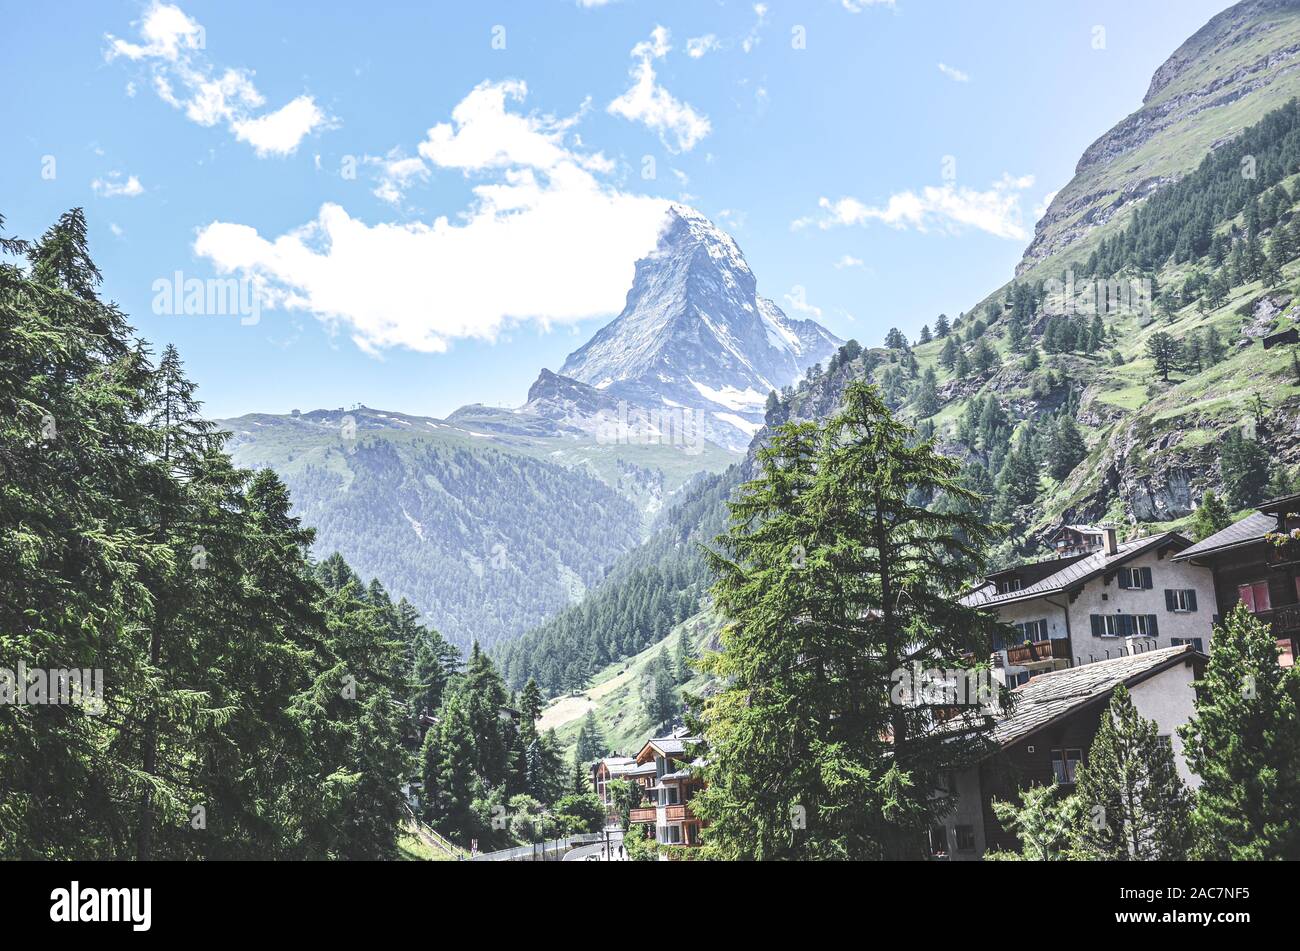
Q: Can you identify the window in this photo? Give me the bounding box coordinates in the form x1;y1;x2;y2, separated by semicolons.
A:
1051;748;1083;784
1090;614;1160;637
1164;589;1198;612
955;825;977;852
1118;566;1153;590
1017;619;1049;643
928;826;949;857
1238;581;1271;613
997;577;1022;594
1171;637;1204;652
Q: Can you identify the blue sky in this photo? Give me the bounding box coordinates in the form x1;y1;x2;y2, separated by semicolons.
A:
2;0;1234;420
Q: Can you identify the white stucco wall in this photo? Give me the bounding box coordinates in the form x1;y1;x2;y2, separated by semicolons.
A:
990;548;1216;671
1128;659;1201;789
1063;549;1216;666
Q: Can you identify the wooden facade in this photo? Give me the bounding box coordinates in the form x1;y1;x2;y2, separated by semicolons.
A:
1175;494;1300;667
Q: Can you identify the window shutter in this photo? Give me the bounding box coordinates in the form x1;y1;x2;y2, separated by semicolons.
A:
1090;614;1103;636
1187;590;1197;612
1141;567;1153;589
1164;589;1175;610
1119;568;1132;589
1147;614;1159;636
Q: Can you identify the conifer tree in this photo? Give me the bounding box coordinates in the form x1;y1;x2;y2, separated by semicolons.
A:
1179;606;1300;859
1190;490;1232;541
694;384;1004;860
1069;687;1193;860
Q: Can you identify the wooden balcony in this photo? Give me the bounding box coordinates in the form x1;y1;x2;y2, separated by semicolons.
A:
1003;638;1071;668
663;804;689;822
1257;603;1300;637
628;807;656;824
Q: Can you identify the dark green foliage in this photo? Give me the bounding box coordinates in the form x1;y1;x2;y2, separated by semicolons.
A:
1220;429;1270;509
1069;687;1193;860
1190;490;1232;541
1047;416;1087;481
692;381;1005;859
1179;606;1300;859
0;210;411;860
1145;331;1182;382
1085;99;1300;276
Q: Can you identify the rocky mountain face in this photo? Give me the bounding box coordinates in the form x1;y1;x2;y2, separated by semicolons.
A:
1020;0;1300;275
555;204;841;451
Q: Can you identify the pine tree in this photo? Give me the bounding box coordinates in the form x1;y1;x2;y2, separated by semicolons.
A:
1047;416;1087;481
934;313;950;337
1145;331;1181;382
519;678;544;723
1190;490;1232;541
1179;606;1300;859
1069;687;1193;860
1220;429;1269;509
987;784;1083;861
693;384;1004;860
674;626;694;683
915;366;940;418
918;324;932;344
939;336;958;371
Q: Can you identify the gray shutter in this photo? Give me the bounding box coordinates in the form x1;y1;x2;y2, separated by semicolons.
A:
1142;567;1153;589
1090;614;1103;636
1147;614;1159;636
1165;589;1175;610
1188;590;1198;612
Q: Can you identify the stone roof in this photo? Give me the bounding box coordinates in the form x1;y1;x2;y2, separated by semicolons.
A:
960;532;1188;609
1174;511;1276;560
992;645;1199;748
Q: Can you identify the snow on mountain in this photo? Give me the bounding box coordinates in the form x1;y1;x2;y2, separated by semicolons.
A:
552;204;842;450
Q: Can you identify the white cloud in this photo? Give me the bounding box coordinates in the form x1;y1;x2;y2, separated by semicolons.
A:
797;173;1036;240
233;96;328;157
368;151;431;206
194;80;674;355
783;285;822;319
105;2;330;157
686;34;720;58
842;0;896;10
742;4;770;53
938;62;970;83
607;27;711;153
1033;189;1060;222
833;254;864;269
91;173;145;198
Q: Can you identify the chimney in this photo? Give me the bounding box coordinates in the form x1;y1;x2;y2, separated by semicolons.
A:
1102;525;1118;556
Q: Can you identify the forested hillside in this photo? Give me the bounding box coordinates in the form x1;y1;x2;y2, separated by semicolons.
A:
497;467;739;694
855;97;1300;566
0;211;423;858
504;97;1300;707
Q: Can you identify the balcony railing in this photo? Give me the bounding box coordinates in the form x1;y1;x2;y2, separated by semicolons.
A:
628;807;656;824
1003;638;1071;668
663;804;688;822
1256;604;1300;637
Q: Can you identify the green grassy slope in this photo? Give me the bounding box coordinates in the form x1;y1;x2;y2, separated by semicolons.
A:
537;610;722;760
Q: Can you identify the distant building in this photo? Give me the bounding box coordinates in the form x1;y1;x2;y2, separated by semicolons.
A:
1173;492;1300;667
1049;524;1107;558
935;645;1205;860
962;528;1216;686
626;727;705;847
592;755;656;813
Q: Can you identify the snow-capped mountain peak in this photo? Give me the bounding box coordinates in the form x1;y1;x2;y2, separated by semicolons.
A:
557;204;841;450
